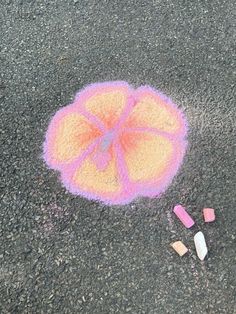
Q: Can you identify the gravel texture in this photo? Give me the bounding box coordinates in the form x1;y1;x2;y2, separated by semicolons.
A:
0;0;235;313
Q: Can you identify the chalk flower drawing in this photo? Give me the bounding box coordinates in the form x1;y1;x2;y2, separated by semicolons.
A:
43;81;188;205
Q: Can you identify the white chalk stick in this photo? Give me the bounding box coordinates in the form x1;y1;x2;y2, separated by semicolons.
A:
194;231;208;261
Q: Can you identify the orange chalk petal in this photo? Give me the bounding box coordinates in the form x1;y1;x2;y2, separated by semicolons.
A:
72;148;122;196
48;113;101;164
121;131;174;183
83;84;129;129
124;89;185;134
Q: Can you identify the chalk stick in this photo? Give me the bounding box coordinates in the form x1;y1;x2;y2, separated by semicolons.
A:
194;231;208;261
203;208;215;222
173;205;195;228
171;241;188;256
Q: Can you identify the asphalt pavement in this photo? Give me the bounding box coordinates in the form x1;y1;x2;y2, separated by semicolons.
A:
0;0;235;313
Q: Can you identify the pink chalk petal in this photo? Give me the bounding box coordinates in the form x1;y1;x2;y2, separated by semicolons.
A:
173;204;195;228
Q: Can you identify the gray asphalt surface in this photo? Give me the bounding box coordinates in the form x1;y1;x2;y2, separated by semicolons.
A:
0;0;235;313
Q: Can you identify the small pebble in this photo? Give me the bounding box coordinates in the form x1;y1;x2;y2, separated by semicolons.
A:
173;204;195;228
203;208;215;222
194;231;208;261
171;241;188;256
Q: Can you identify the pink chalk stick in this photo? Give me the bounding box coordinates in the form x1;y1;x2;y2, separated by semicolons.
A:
203;208;215;222
173;205;195;228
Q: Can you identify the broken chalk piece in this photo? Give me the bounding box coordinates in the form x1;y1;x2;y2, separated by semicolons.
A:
203;208;215;222
194;231;208;261
171;241;188;256
173;205;195;228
